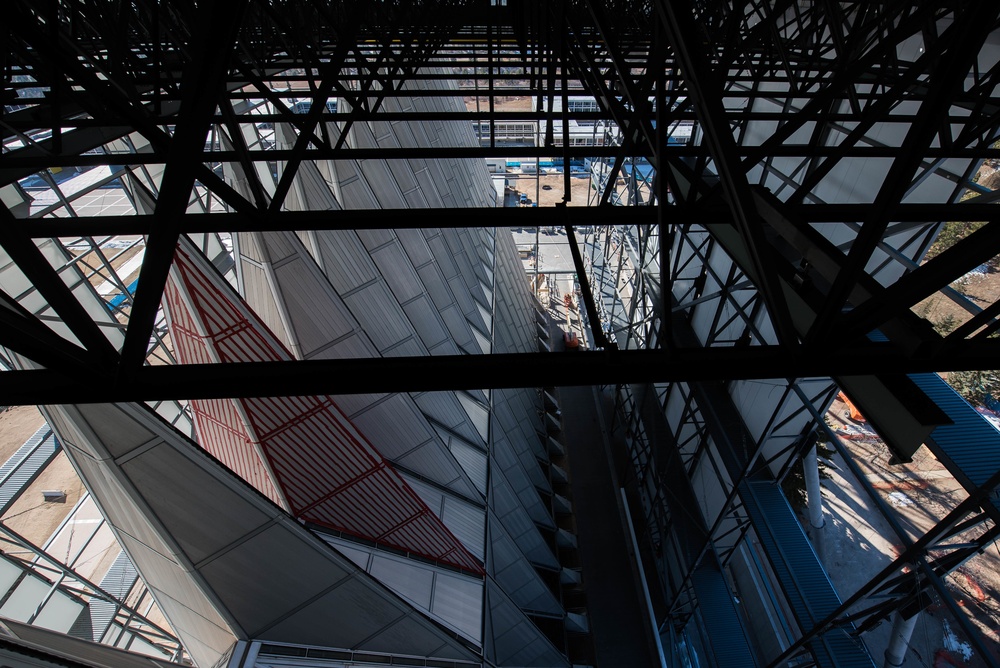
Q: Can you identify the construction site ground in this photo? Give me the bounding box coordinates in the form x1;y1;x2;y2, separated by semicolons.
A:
820;397;1000;667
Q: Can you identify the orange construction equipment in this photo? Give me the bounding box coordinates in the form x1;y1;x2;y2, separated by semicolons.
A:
837;391;866;422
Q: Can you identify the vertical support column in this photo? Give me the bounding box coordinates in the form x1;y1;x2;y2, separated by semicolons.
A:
883;610;919;668
803;443;826;557
803;444;825;530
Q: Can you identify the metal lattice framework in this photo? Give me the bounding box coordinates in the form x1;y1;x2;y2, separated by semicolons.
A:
5;1;1000;667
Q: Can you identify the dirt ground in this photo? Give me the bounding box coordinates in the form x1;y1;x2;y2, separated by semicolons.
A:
914;267;1000;337
510;172;594;207
0;406;45;464
0;404;87;551
464;94;535;112
1;451;88;550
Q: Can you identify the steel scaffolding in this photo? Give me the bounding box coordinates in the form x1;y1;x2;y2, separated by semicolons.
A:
5;2;1000;667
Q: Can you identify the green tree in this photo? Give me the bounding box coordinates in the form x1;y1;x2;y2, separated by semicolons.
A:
947;369;1000;406
925;221;987;262
933;314;957;335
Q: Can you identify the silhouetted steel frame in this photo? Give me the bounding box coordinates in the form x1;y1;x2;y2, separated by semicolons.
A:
6;3;1000;665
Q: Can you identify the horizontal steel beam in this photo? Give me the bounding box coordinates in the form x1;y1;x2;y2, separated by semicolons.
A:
21;206;653;236
7;145;1000;173
10;342;1000;405
16;203;996;238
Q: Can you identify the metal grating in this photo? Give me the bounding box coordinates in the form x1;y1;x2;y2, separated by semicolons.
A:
689;559;756;667
741;480;875;668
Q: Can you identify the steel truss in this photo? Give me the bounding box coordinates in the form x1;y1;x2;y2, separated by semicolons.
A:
6;1;1000;667
0;522;182;659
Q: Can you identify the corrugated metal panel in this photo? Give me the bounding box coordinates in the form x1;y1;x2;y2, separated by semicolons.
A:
343;281;419;352
356;157;404;209
389;158;421;194
490;473;559;571
458;392;490;442
492;433;552;528
357;228;397;251
165;241;483;575
427;234;459;279
485;580;569;668
383;337;426;358
509;389;546;449
163;278;285;506
493;233;541;355
373;243;423;303
320;332;379;360
234;260;291;352
395;443;470;496
494;388;549;490
345;393;481;502
350;393;434;459
912;373;1000;492
333;162;381;209
397;229;435;267
191;397;283;504
335;392;390;417
257;227;297;261
78;550;138;642
449;275;479;319
470;325;492;355
370;553;436;609
440;430;488;495
236;227;263;262
359;163;408;209
416;393;486;446
315;229;380;291
43;400;482;667
473;300;493;336
0;425;60;513
439;303;476;352
292;159;340;211
404;188;430;209
320;533;484;645
269;248;357;345
403;295;450;350
489;521;563;617
449;230;485;297
416;260;456;310
405;476;486;561
413;166;448;208
432;571;485;643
